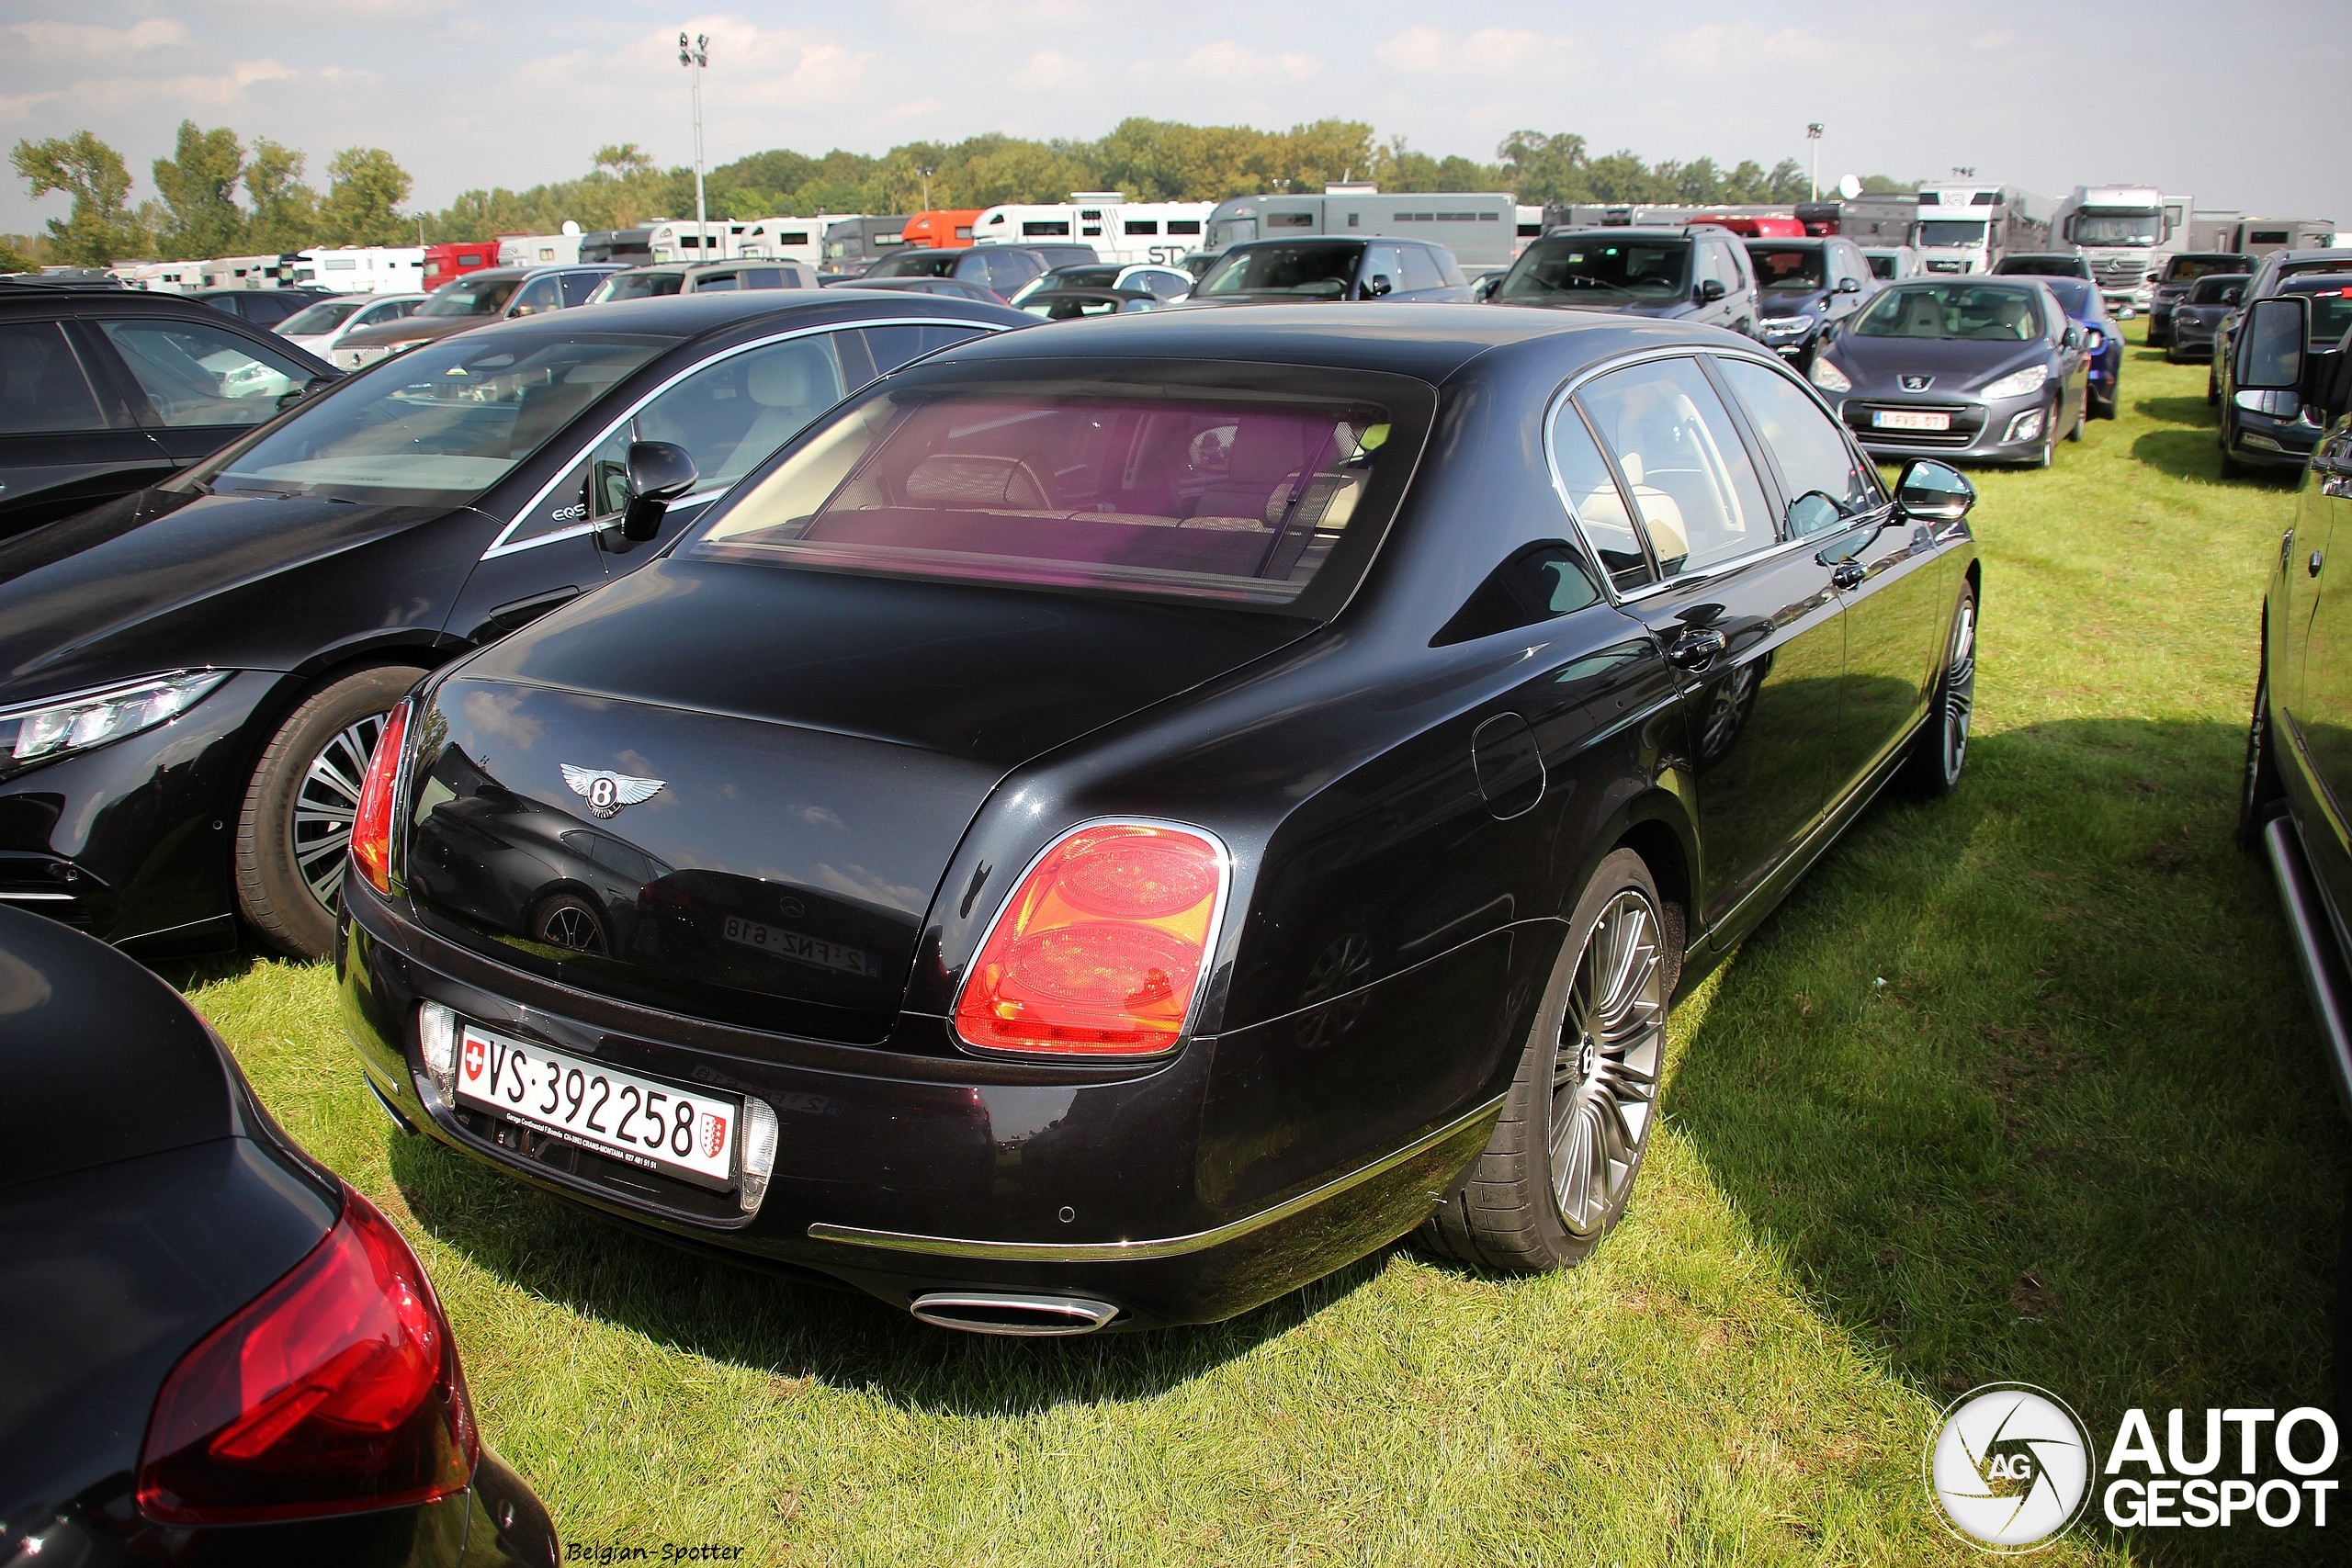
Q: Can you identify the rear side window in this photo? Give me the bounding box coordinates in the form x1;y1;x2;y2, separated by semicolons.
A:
1575;357;1774;579
0;321;106;433
97;318;311;428
1399;245;1445;293
1714;357;1881;532
694;389;1395;608
559;272;605;307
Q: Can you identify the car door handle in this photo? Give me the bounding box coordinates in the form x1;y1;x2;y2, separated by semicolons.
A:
1667;627;1727;670
1829;559;1866;590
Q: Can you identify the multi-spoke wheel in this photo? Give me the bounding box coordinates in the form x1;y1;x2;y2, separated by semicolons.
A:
1907;584;1975;798
531;893;610;955
235;664;426;959
1420;848;1678;1272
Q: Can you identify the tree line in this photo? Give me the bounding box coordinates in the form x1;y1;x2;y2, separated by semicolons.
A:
6;118;1911;270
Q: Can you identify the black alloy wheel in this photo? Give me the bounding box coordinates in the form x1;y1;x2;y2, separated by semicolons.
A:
530;893;610;955
235;664;426;959
1906;582;1976;798
1419;849;1677;1272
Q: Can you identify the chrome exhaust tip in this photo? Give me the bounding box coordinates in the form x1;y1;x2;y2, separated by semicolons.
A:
908;1291;1120;1337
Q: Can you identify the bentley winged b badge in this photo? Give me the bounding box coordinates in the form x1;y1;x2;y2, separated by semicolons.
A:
560;764;664;819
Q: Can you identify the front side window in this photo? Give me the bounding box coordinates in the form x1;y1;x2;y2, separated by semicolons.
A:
1715;357;1881;533
0;321;106;433
418;276;520;318
1854;284;2044;342
508;276;563;317
1499;239;1690;304
1548;400;1652;593
559;272;605;307
1575;358;1773;579
99;318;311;428
1197;243;1366;300
592;271;685;304
1398;245;1445;293
692;388;1394;608
199;331;667;503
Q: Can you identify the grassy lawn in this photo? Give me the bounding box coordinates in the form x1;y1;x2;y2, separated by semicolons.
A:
173;324;2345;1565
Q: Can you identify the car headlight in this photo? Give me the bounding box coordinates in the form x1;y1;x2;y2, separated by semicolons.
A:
1809;356;1851;392
1761;313;1817;337
1981;364;2050;401
0;671;230;774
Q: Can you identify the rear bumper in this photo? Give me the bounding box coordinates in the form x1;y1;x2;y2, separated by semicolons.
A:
338;882;1514;1329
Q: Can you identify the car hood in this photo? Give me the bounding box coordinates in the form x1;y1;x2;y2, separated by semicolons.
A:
1828;334;2050;397
0;489;478;700
400;560;1306;1040
1495;295;1696;318
1758;287;1831;316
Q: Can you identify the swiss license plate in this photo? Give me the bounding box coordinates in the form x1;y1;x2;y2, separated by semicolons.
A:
721;913;878;977
1873;409;1952;431
455;1021;739;1189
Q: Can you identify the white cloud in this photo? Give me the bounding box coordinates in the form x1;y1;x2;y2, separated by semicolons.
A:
1174;40;1320;84
1013;50;1082;90
1374;27;1567;75
1649;22;1831;74
4;17;190;58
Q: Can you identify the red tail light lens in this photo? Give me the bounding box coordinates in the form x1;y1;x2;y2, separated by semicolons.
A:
136;1183;477;1525
952;823;1228;1056
350;699;410;897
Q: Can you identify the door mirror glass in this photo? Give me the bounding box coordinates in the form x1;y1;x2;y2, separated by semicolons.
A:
1837;276;1862;294
1699;277;1728;303
1363;274;1393;299
2237;296;2307;392
1894;458;1975;523
2063;324;2082;349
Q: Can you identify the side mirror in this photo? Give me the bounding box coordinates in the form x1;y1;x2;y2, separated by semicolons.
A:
2063;324;2082;350
2236;296;2308;395
599;441;697;550
1363;274;1394;299
1837;276;1862;294
1894;458;1975;524
1699;277;1728;303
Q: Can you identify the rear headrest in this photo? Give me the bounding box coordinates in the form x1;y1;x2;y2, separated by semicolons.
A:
904;454;1049;509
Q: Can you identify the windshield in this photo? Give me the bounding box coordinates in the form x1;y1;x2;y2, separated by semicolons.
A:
2188;276;2246;304
279;299;364;334
2071;210;2162;247
1206;217;1258;250
1197;243;1364;299
2166;255;2250;283
198;331;669;505
1498;238;1689;302
417;276;521;318
1749;246;1826;291
865;251;961;279
1917;220;1988;249
2041;278;2097;315
1854;284;2045;341
591;270;685;303
691;388;1393;607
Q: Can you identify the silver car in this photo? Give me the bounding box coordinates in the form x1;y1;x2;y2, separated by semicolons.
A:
1807;278;2092;468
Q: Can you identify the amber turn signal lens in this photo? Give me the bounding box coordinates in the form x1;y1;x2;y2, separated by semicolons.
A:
952;823;1227;1056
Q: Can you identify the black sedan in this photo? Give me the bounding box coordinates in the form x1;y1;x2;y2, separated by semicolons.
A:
0;289;1023;962
1808;277;2091;468
2172;274;2248;378
2216;273;2352;476
338;304;1982;1333
0;904;557;1564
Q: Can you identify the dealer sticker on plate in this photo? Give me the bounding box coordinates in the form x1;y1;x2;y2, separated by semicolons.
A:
456;1021;739;1190
1872;409;1952;431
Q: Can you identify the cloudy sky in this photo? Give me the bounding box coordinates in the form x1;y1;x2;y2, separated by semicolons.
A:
4;1;2346;234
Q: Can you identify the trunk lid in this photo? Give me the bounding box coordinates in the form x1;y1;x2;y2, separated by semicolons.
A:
402;559;1302;1040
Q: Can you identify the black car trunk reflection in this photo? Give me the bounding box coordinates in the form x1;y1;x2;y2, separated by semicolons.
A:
401;564;1305;1042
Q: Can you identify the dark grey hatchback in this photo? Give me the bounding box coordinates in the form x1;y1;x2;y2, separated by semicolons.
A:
1187;238;1472;304
1490;227;1759;339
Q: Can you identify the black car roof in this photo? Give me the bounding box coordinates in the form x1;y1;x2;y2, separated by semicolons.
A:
924;300;1720;384
444;288;1025;345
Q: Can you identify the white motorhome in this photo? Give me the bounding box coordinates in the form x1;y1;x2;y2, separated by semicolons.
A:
281;246;426;294
1200;186;1519;268
119;261;198;292
971;194;1215;267
497;223;583;268
1912;185;2055;275
647;220;753;263
736;217;824;270
2057;185;2190;312
198;254;295;288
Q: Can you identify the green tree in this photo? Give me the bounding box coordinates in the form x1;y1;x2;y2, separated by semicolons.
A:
10;130;146;264
317;147;412;245
0;239;34;274
1766;159;1811;203
1495;130;1591;206
1583;149;1665;203
151;120;247;260
245;139;319;251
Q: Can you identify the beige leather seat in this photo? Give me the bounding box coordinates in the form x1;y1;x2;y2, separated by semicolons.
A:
720;346;845;484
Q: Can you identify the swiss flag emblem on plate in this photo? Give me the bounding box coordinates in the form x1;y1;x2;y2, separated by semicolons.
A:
462;1035;486;1083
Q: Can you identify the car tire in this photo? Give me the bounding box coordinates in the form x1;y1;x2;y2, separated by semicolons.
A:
2238;641;2287;851
1419;848;1677;1273
234;664;425;960
2066;396;2086;441
1905;582;1976;798
2029;398;2056;468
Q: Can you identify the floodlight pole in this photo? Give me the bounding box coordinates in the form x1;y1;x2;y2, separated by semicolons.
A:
680;32;709;256
1806;123;1824;201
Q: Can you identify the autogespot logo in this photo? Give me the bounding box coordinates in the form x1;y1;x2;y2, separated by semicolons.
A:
1927;1383;2096;1551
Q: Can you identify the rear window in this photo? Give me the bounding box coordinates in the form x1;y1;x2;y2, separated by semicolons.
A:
2284;277;2352;345
691;389;1396;608
1197;243;1365;299
1749;246;1826;289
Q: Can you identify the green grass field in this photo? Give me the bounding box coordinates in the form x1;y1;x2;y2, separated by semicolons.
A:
172;324;2346;1565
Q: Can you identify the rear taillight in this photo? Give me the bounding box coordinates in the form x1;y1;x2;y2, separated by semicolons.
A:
952;822;1228;1057
136;1183;477;1525
350;699;410;896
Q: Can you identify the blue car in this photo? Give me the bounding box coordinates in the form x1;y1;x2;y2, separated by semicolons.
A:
2041;276;2123;420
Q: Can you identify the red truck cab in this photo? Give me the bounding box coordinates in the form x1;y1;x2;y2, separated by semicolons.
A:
1689;213;1807;239
899;210;984;250
421;242;499;292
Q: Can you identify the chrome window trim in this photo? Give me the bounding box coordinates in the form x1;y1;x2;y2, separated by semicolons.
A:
1541;344;1894;608
480;315;1003;561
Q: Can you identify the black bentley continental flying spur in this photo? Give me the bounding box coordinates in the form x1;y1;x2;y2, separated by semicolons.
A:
337;304;1982;1333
